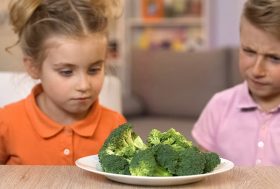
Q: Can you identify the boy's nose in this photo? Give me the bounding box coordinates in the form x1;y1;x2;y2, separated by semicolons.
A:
251;56;266;77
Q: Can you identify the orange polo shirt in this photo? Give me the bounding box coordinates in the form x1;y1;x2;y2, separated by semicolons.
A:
0;85;126;165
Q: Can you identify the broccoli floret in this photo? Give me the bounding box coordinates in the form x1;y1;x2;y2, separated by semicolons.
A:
155;144;206;176
203;152;221;173
99;154;130;175
99;123;147;161
146;129;162;146
98;123;147;174
175;147;206;176
154;144;179;175
147;128;192;150
129;147;172;176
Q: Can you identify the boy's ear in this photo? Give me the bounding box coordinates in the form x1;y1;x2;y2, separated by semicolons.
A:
23;56;40;79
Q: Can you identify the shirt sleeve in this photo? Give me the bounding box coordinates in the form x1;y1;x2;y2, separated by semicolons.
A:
0;110;9;164
191;94;222;152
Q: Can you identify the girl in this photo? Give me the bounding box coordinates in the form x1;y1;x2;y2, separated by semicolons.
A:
0;0;126;165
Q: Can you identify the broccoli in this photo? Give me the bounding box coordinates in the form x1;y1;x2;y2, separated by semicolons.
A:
98;123;147;174
98;124;221;176
155;144;206;176
147;128;192;150
176;147;206;176
154;144;179;175
146;129;162;146
129;147;172;176
99;154;130;175
203;152;221;173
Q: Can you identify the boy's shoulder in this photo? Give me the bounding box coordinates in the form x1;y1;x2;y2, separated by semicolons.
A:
210;82;246;105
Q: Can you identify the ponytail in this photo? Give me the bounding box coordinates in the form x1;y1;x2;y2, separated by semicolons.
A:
9;0;41;36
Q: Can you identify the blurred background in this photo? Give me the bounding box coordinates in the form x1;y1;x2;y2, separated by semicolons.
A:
0;0;246;139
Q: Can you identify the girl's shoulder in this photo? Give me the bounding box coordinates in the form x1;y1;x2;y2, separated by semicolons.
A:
99;105;127;122
0;99;26;119
0;100;25;133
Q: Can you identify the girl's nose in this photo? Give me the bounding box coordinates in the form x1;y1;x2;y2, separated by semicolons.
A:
77;73;90;92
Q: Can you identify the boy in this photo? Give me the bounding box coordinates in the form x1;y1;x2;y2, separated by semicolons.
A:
192;0;280;166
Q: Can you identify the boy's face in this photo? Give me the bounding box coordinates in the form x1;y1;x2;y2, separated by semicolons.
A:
34;34;107;122
239;17;280;107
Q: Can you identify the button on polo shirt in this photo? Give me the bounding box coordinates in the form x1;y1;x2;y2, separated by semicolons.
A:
257;141;264;148
64;149;70;156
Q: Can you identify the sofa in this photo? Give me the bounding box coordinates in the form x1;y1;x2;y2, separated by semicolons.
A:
122;47;242;144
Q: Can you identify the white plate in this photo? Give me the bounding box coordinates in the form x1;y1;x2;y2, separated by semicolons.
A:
75;155;234;186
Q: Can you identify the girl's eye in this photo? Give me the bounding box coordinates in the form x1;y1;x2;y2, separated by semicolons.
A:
88;67;101;74
59;69;73;77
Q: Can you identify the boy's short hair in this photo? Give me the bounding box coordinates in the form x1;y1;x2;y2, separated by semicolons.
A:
243;0;280;40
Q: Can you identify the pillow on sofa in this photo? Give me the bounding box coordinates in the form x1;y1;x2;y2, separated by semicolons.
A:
131;48;231;118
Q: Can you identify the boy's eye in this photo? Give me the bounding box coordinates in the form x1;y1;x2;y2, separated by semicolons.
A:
243;48;256;55
268;55;280;64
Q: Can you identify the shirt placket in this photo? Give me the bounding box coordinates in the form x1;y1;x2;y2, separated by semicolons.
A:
255;112;271;165
62;127;74;164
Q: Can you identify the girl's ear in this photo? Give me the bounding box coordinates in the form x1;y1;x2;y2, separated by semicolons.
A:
23;56;40;79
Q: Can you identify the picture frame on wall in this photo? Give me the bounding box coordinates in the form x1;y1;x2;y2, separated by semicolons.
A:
141;0;164;20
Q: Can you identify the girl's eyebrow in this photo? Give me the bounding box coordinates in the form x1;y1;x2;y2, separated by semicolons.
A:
91;60;105;66
53;60;105;67
53;63;75;68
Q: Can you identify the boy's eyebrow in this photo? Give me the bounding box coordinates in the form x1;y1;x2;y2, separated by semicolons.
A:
241;44;280;57
265;52;280;58
240;44;253;49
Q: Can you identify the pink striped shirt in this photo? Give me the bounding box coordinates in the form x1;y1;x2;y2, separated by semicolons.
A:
192;82;280;166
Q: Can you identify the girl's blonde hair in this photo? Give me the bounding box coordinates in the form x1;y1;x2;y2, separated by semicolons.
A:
243;0;280;40
8;0;121;64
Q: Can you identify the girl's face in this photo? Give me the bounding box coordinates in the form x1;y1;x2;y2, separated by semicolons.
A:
34;34;107;123
239;17;280;109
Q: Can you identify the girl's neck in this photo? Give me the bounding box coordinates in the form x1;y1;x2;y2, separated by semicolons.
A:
36;93;89;126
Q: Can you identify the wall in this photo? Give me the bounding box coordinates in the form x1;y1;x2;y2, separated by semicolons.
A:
0;0;247;86
120;0;246;96
211;0;246;48
0;0;24;72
